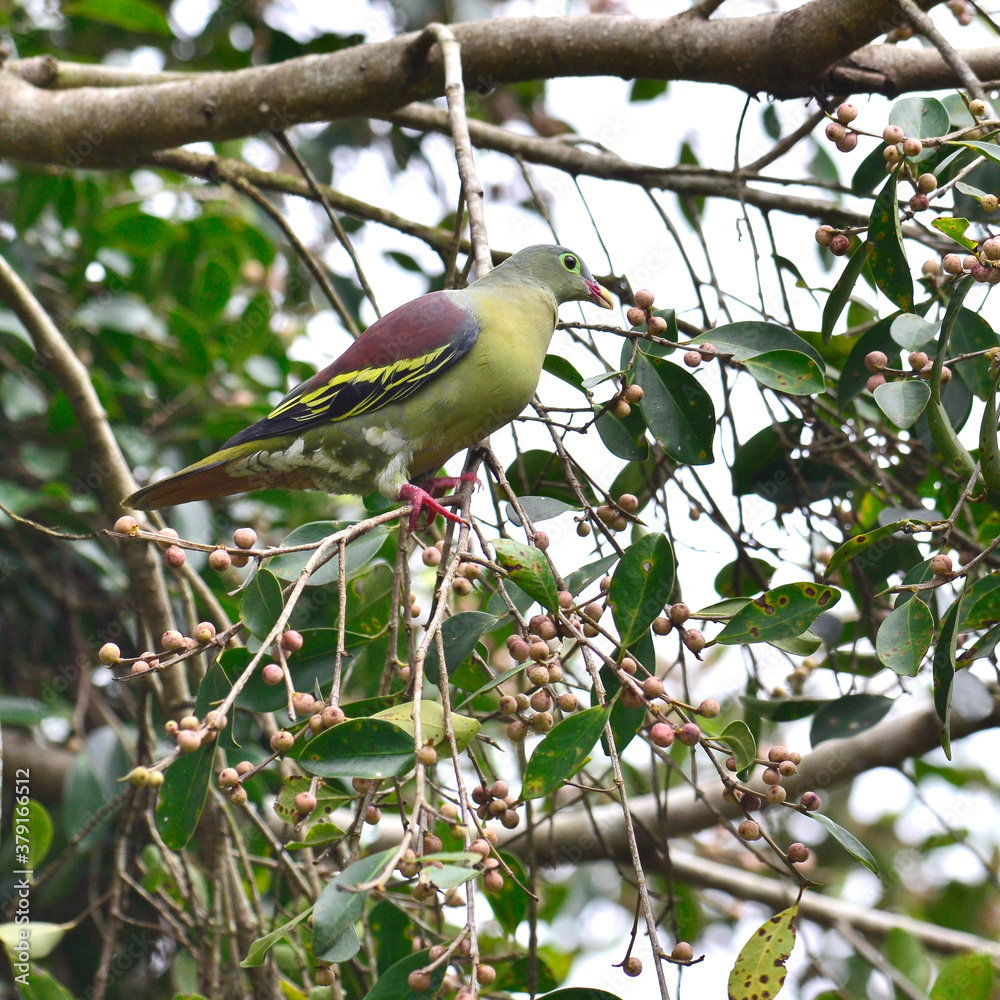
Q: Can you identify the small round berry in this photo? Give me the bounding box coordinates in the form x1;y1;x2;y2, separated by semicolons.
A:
557;692;579;712
228;784;248;805
683;629;706;654
526;664;550;686
909;193;929;212
208;548;232;572
507;719;528;742
114;515;140;536
509;638;531;662
529;640;550;662
179;714;200;731
982;194;999;212
177;730;201;754
787;842;810;863
726;756;737;771
623;956;643;977
620;656;638;675
262;663;284;686
883;124;905;144
652;616;672;635
192;621;216;643
531;711;554;732
309;713;324;733
128;766;149;787
864;350;888;372
649;723;675;748
416;745;438;766
515;693;531;712
829;234;851;256
577;520;592;537
145;770;164;789
683;350;702;368
611;397;631;419
484;869;504;892
314;968;335;987
292;691;315;716
452;577;473;597
677;722;701;746
972;261;991;282
499;694;518;716
669;603;690;625
558;590;574;610
353;777;372;794
738;819;762;841
800;791;822;811
624;383;644;403
164;720;179;736
983;237;1000;262
741;792;763;812
779;759;797;777
365;805;381;825
477;964;498;985
470;838;491;858
235;760;254;777
421;545;441;567
160;628;184;649
233;527;257;550
537;618;558;641
836;131;858;153
908;350;929;371
825;121;846;143
407;971;431;992
489;798;508;816
597;505;616;525
930;553;954;576
965;255;980;270
270;730;295;753
940;365;953;384
917;172;937;193
768;745;789;762
98;642;121;665
902;137;923;157
762;767;782;786
218;767;240;788
765;784;787;804
671;941;695;962
642;676;664;699
814;225;835;247
943;253;965;275
626;305;647;326
322;706;345;728
647;316;667;335
163;545;186;568
635;288;655;310
883;144;902;164
837;102;858;124
294;791;317;814
281;630;304;653
697;698;720;718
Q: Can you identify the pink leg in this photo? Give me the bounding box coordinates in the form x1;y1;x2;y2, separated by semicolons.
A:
421;472;481;498
398;482;468;532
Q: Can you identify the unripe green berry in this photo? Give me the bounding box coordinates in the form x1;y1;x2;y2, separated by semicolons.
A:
192;621;216;643
416;745;438;766
98;642;121;665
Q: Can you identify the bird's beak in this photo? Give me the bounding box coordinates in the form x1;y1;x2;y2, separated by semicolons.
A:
586;279;615;310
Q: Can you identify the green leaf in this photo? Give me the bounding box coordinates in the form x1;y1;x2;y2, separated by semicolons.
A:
769;629;822;656
690;321;825;369
424;611;498;686
951;138;1000;168
890;313;939;351
314;848;396;960
728;904;797;1000
957;621;1000;664
716;583;841;645
267;522;388;587
370;899;412;975
522;705;611;799
594;403;650;461
713;720;756;771
544;354;588;393
1;963;75;998
0;696;51;727
629;78;668;101
487;852;529;936
933;599;961;759
362;949;448;999
740;696;829;722
951;308;999;400
808;812;879;874
714;558;775;598
876;598;933;676
155;740;215;851
370;701;480;752
634;353;716;464
20;800;53;870
291;719;415;779
534;992;624;1000
240;907;313;967
492;538;559;613
809;694;893;746
823;519;910;580
873;380;930;429
931;216;979;252
506;495;580;526
853;142;892;196
822;241;869;341
959;573;1000;628
565;553;619;598
867;171;914;313
240;568;284;639
889;96;949;144
63;0;171;35
742;350;826;395
607;533;675;647
929;953;993;1000
885;927;931;994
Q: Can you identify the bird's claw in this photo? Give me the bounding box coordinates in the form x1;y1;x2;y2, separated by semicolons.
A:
399;482;469;532
421;473;481;498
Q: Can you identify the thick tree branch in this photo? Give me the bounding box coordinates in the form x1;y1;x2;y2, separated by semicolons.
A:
0;1;970;167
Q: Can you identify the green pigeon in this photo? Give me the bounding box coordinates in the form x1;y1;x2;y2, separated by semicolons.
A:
124;244;614;527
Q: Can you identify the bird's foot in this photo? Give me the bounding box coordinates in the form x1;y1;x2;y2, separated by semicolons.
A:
420;473;481;498
399;482;468;532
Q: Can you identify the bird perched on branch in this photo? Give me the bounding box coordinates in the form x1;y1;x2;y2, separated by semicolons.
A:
124;245;614;529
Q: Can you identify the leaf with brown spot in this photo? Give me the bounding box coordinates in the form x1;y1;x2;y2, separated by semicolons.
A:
716;583;841;646
728;904;798;1000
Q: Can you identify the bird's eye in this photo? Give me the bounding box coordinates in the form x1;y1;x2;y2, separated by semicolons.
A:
562;254;578;271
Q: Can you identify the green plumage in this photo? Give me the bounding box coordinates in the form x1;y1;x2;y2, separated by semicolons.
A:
124;245;613;517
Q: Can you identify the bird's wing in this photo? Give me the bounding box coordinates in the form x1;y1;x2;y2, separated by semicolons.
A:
223;292;479;449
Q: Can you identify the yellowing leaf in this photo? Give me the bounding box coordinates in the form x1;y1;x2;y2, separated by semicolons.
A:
728;904;798;1000
371;700;480;751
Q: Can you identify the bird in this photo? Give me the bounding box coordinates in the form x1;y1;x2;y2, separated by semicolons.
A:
123;244;614;529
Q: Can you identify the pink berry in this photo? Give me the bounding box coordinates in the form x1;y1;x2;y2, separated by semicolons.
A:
650;723;675;748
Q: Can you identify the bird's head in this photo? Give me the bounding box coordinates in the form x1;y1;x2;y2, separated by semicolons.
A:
490;244;615;309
